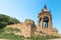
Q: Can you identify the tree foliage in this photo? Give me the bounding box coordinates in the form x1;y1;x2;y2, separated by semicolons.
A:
0;14;20;29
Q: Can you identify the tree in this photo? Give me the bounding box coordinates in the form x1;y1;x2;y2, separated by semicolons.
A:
0;14;20;29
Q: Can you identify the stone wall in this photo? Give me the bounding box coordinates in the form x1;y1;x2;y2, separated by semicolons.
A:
7;19;36;38
36;26;60;37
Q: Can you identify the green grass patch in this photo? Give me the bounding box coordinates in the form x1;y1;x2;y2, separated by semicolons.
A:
0;32;24;40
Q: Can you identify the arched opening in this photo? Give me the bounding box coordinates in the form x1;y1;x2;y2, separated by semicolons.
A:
43;16;49;28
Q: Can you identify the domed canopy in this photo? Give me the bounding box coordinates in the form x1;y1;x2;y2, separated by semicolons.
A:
38;5;52;18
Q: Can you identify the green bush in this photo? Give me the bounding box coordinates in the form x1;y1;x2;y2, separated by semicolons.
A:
0;14;20;29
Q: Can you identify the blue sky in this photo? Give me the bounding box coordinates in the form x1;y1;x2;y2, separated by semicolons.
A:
0;0;61;33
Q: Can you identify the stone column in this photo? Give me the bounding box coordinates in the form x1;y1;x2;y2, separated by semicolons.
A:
36;20;41;32
48;19;52;29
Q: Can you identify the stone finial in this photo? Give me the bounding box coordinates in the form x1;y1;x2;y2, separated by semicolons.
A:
44;5;47;9
42;5;48;12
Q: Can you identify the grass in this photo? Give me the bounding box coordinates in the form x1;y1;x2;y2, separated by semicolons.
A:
4;27;21;32
0;27;24;40
0;27;60;40
30;34;60;40
0;31;24;40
